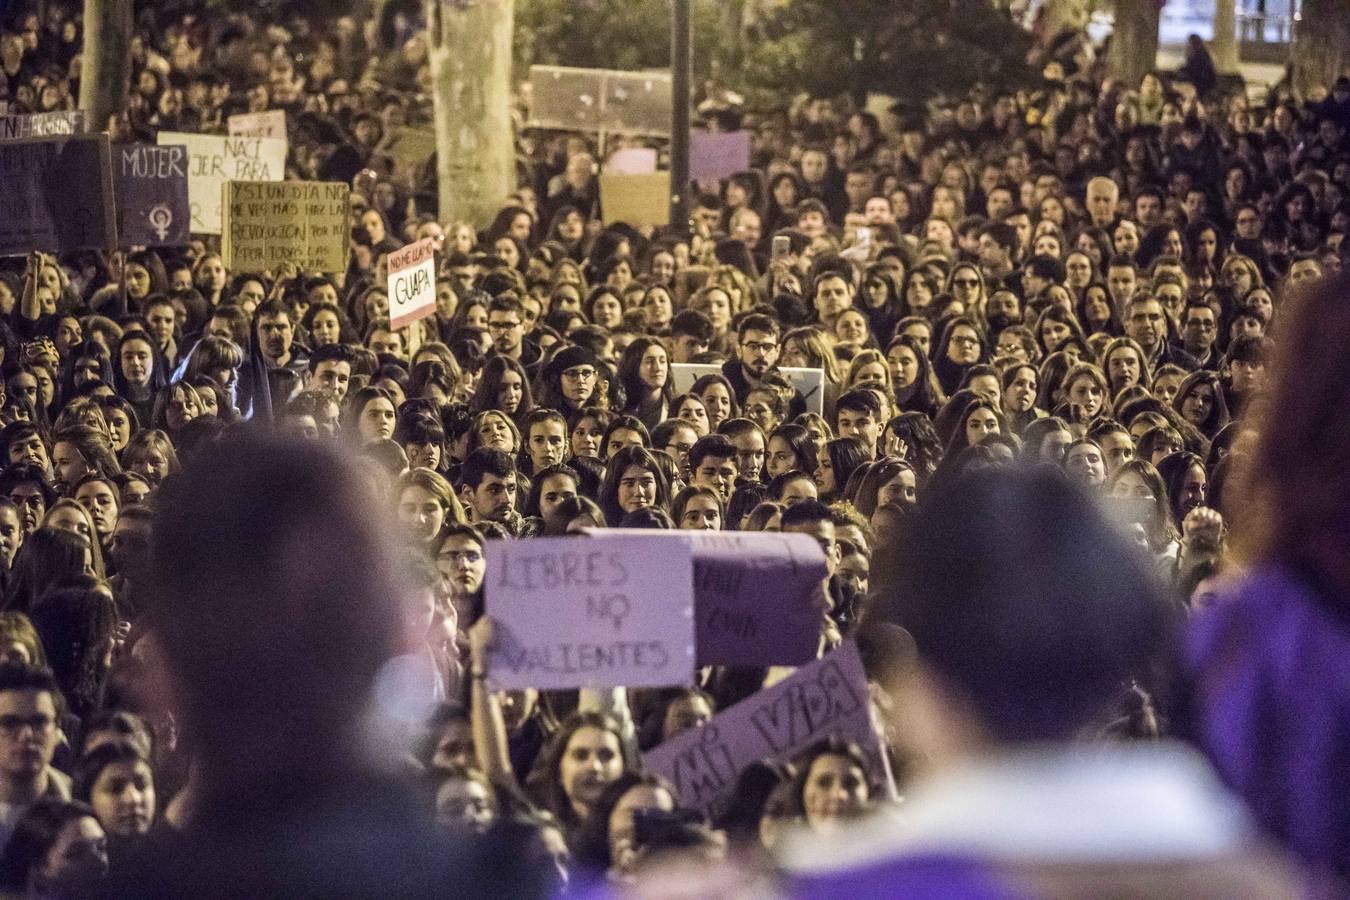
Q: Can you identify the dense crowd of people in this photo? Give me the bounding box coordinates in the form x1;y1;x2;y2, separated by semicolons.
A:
0;0;1345;896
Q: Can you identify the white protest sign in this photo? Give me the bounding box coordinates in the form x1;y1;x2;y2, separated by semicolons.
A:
157;132;287;234
605;147;657;175
228;110;287;140
780;366;825;416
0;111;85;140
672;363;824;417
387;238;437;329
485;535;696;691
670;362;721;395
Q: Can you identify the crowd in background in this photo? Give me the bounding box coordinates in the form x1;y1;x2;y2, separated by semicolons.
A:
0;0;1344;896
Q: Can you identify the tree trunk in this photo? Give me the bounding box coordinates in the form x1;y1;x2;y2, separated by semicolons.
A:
1107;0;1161;89
1211;0;1239;73
716;0;746;74
78;0;133;133
1292;0;1350;100
425;0;515;229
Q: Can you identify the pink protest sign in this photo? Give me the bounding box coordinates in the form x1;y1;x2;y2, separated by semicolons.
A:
689;130;750;180
485;535;696;691
643;641;883;816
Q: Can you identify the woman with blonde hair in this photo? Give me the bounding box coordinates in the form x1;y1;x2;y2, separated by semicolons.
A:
780;327;842;383
0;610;47;667
844;349;894;399
708;263;759;313
396;467;465;553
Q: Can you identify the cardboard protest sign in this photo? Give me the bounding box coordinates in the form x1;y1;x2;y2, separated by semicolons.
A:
387;238;437;329
604;70;674;136
158;132;287;234
644;641;883;816
222;181;349;273
605;147;657;175
690;130;750;180
0;134;116;256
485;535;696;691
583;529;828;668
0;111;85;140
385;127;437;167
228;109;287;140
600;173;670;226
115;143;190;248
528;65;673;136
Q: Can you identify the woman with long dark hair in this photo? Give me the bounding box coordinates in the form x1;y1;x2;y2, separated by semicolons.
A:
932;316;987;396
814;437;870;503
469;355;533;429
617;338;671;433
885;334;942;418
29;579;118;722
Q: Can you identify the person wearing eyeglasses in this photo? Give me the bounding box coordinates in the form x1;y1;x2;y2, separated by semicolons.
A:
0;664;70;850
486;295;542;377
722;314;781;406
538;346;603;419
1177;299;1221;370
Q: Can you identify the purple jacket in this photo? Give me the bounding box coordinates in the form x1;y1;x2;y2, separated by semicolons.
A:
1185;565;1350;883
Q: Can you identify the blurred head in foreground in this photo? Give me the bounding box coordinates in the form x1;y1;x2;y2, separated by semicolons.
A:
873;465;1171;760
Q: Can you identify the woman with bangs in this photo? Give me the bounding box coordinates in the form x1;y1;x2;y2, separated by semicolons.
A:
598;446;670;526
1173;369;1230;439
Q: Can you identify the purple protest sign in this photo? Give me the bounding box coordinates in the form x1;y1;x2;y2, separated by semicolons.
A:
688;531;827;666
116;143;190;248
0;134;117;255
485;535;695;691
689;130;750;180
644;641;882;816
585;529;828;667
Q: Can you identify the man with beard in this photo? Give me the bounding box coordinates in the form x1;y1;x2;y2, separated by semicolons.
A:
721;314;781;405
984;289;1023;339
254;299;309;409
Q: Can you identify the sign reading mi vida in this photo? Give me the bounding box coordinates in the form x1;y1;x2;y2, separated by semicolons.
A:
158;132;286;234
0;134;116;256
485;535;697;691
644;641;884;817
222;181;349;274
387;237;437;329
